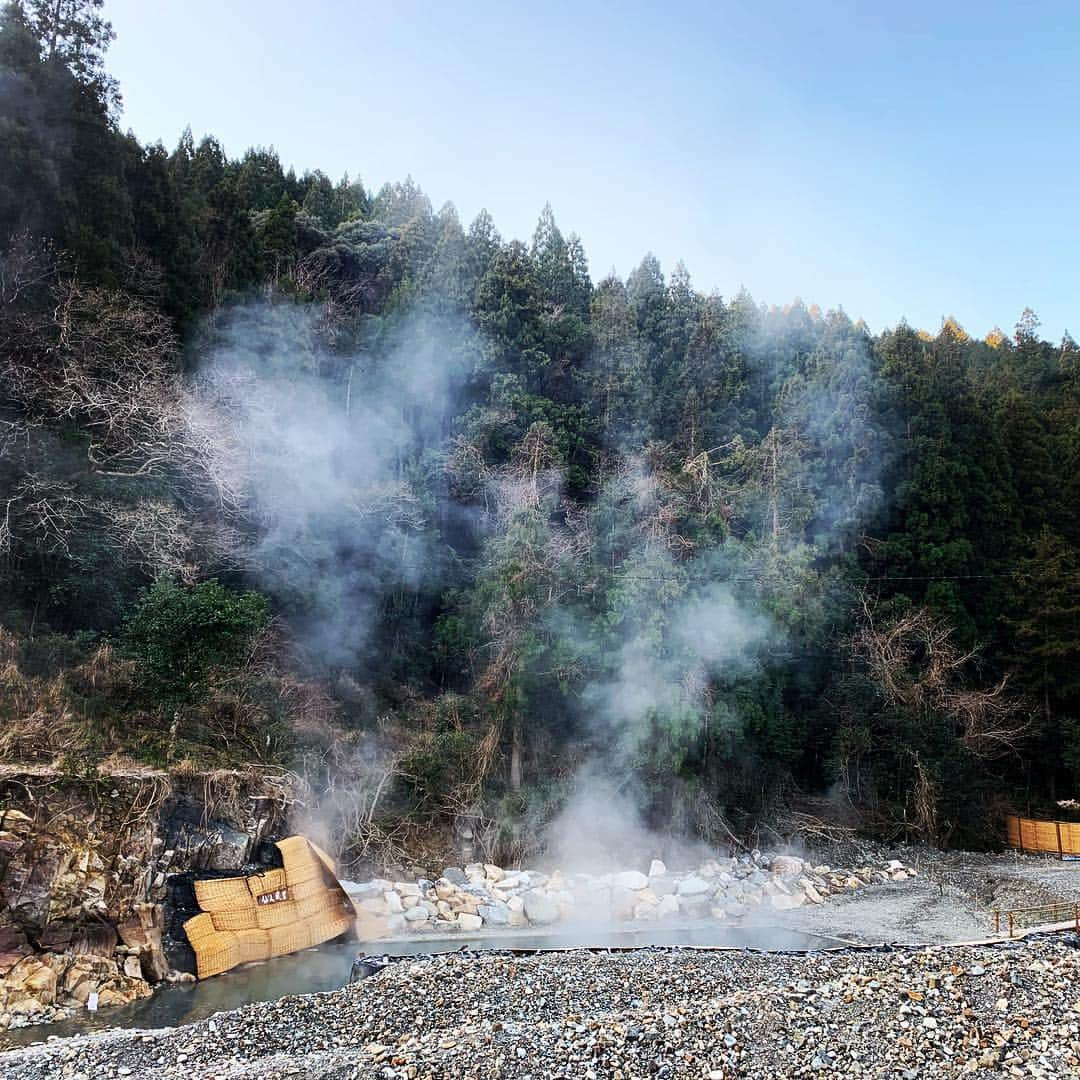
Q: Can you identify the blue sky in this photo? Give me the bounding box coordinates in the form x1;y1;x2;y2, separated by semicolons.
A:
104;1;1079;340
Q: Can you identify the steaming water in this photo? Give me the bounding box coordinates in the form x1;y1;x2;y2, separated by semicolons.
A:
4;925;839;1048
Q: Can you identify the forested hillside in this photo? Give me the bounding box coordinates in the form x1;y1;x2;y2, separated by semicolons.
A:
2;0;1078;863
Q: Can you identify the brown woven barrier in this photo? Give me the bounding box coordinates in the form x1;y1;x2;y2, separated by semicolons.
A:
193;877;252;912
209;907;258;932
1005;814;1080;857
182;835;357;979
247;867;288;899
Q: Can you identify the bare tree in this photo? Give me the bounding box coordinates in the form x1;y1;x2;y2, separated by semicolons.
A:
851;595;1035;759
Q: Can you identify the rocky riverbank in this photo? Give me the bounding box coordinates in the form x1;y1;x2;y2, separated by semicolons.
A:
0;767;290;1030
345;853;918;937
6;935;1080;1078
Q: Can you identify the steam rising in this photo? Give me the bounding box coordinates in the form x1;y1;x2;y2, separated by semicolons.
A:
184;293;890;867
582;571;773;759
191;301;477;669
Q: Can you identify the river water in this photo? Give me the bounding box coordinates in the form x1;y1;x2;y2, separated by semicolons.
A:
4;923;839;1048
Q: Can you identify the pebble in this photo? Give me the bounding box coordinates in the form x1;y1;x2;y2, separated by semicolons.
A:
4;937;1080;1078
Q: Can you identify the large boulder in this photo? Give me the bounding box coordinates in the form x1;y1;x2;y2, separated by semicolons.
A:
676;875;710;896
478;901;510;927
523;890;558;925
770;855;804;878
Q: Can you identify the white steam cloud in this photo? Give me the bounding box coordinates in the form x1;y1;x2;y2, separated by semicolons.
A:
188;300;478;670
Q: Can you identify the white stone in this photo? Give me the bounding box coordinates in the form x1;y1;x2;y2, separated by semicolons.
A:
677;875;710;896
648;859;667;878
383;891;403;914
523;889;559;925
479;901;510;926
770;855;803;877
402;906;429;923
656;894;680;917
484;864;504;882
457;913;483;931
612;871;649;891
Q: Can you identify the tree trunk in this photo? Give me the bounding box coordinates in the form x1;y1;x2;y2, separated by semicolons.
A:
509;720;522;790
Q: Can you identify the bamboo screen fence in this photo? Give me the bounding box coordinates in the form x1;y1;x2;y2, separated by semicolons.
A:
183;836;357;979
1005;814;1080;858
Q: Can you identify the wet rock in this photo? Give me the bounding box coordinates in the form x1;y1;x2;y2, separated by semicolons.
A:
612;871;649;891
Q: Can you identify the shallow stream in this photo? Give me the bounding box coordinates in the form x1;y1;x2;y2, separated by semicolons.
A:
4;923;839;1048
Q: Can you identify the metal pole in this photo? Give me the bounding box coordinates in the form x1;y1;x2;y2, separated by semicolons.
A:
993;910;1000;934
1008;912;1014;938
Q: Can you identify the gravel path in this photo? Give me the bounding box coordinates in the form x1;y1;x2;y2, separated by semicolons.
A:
777;879;989;944
6;936;1080;1079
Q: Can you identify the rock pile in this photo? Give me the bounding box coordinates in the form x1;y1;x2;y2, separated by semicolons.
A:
345;853;918;937
0;910;188;1030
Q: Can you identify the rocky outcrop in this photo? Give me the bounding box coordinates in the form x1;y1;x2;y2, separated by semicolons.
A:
342;853;918;938
0;767;291;1029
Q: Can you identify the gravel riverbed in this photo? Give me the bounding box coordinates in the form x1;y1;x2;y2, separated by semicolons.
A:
5;935;1080;1079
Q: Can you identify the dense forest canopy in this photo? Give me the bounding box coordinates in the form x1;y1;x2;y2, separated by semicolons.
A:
2;0;1078;862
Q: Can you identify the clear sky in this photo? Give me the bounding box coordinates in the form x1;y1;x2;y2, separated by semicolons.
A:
103;0;1079;341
